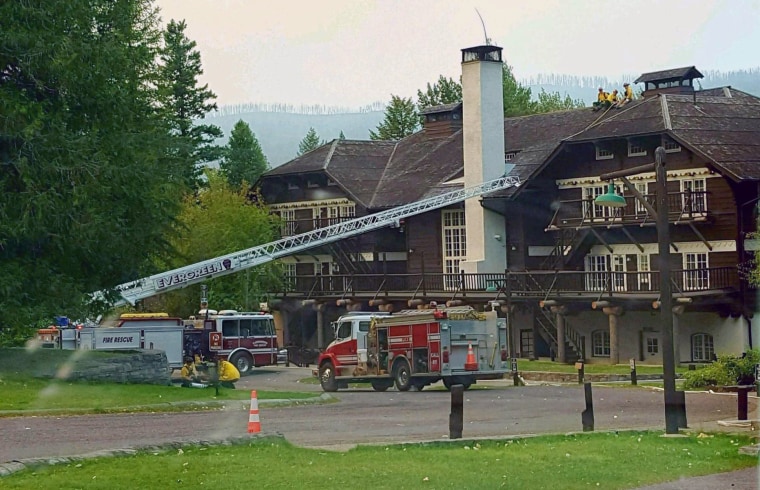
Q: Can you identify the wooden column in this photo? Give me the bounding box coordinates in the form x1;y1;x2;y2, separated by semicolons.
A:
551;305;568;363
672;305;685;365
603;306;623;365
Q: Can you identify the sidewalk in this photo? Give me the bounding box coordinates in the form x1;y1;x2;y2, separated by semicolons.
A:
633;466;758;489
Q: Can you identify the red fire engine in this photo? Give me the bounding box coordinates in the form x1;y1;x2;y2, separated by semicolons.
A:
317;306;509;392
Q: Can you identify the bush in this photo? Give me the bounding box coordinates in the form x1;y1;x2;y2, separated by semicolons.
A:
682;349;760;389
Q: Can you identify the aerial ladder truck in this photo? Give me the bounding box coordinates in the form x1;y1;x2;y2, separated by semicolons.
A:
99;175;520;306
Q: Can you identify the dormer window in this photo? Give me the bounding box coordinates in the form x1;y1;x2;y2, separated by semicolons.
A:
327;178;337;187
287;182;298;190
595;146;613;160
628;141;647;157
307;179;319;188
505;152;518;163
662;136;681;153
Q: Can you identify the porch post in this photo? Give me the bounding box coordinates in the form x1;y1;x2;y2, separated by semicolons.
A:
672;305;685;365
315;302;325;350
551;305;568;363
603;306;623;365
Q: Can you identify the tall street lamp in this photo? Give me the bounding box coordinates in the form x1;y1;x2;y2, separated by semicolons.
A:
595;146;682;434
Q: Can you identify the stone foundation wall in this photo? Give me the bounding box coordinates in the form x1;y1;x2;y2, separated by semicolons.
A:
58;350;171;385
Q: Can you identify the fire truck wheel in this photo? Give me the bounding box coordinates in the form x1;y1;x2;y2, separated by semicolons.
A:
229;352;252;375
319;362;338;392
371;380;392;392
393;360;412;392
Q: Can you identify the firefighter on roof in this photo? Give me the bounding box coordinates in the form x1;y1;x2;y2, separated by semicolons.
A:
592;87;609;111
617;82;634;107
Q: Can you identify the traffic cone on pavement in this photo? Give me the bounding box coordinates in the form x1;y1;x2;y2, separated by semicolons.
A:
248;390;261;434
464;342;478;371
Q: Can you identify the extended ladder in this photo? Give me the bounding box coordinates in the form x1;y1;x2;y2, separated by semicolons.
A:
108;176;520;305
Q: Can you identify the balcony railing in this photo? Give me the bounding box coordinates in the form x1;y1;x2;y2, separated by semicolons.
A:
280;266;738;299
281;216;356;237
547;190;709;230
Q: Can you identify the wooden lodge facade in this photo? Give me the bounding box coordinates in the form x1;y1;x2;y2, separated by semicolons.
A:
259;51;760;365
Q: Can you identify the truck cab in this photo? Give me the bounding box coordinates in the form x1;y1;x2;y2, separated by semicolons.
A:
326;312;390;371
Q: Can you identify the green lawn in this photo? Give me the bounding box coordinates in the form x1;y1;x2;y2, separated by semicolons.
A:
3;432;756;489
0;376;317;416
516;359;690;375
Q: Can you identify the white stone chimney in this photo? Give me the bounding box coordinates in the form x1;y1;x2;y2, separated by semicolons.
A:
459;45;506;274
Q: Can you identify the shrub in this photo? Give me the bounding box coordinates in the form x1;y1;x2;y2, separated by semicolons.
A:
683;349;760;389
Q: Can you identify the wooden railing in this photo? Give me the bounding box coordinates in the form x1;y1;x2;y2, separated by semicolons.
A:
547;190;709;230
281;216;357;237
281;267;739;298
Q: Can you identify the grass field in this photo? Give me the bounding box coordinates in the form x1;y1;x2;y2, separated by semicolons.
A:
2;432;756;489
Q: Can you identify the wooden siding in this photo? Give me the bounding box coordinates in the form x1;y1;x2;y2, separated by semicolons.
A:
406;210;444;274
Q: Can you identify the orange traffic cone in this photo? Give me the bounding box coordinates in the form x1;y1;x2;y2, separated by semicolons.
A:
247;390;261;434
464;342;478;371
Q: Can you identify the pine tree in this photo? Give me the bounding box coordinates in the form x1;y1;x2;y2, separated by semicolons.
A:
220;120;269;188
502;62;536;117
417;75;462;110
370;95;419;140
297;127;323;156
159;19;222;189
338;130;346;140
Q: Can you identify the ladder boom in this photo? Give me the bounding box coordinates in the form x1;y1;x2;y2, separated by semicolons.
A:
109;176;520;305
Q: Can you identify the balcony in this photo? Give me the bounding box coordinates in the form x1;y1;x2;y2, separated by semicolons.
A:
547;190;709;230
281;216;356;237
279;267;738;302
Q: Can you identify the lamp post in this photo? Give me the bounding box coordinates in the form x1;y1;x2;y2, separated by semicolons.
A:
595;146;682;434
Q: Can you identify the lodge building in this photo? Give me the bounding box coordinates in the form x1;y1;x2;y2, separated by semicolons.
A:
259;45;760;365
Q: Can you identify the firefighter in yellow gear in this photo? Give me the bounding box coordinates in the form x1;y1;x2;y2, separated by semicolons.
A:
592;87;609;111
617;82;634;107
217;357;241;389
180;357;201;387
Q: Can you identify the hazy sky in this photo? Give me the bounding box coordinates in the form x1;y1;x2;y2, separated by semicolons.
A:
156;0;760;109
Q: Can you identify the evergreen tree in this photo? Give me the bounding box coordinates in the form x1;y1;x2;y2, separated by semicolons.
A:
338;130;346;140
417;75;462;110
0;0;186;339
297;127;323;156
502;62;536;117
220;120;269;188
533;89;586;112
159;19;222;188
370;95;419;140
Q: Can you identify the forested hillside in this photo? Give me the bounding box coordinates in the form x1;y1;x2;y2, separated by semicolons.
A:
204;68;759;168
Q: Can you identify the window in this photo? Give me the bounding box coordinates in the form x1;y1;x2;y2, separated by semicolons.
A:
684;253;709;290
681;178;706;214
251;318;272;336
287;182;298;190
585;255;608;291
284;263;296;290
595;146;613;160
634;182;650;215
611;254;626;291
647;337;659;355
505;152;518;162
662;136;681;153
442;209;466;290
335;321;352;340
341;204;356;218
222;320;238;337
692;333;714;362
280;210;296;236
637;254;651;291
239;319;253;337
359;321;371;332
307;179;319;188
627;141;647;157
592;330;610;357
327;179;338;186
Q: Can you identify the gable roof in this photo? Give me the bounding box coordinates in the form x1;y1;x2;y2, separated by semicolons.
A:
634;66;703;83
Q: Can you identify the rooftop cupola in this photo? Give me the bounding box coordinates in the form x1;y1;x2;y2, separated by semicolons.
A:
634;66;704;98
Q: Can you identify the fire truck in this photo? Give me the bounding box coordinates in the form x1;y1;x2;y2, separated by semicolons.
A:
316;306;509;392
39;310;279;375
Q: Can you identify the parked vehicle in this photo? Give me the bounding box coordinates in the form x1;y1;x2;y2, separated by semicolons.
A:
38;309;280;375
316;306;509;392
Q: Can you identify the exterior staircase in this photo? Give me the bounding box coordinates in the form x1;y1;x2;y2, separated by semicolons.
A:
534;305;584;363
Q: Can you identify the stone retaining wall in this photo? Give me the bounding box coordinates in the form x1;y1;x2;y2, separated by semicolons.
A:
1;347;172;385
54;350;171;385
